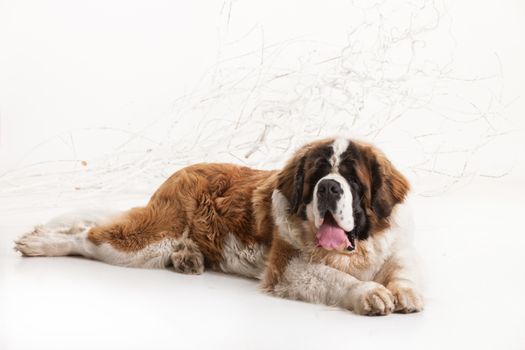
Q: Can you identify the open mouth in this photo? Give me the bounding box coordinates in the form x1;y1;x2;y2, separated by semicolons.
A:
316;212;355;251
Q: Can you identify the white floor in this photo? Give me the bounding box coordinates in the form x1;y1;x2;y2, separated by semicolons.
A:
1;180;524;350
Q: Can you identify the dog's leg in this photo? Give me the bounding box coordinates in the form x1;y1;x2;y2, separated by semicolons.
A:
14;206;195;270
374;250;424;313
262;256;396;316
170;234;204;275
15;220;97;257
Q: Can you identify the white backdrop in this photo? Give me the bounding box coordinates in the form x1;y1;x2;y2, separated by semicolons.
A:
1;0;524;203
1;1;525;350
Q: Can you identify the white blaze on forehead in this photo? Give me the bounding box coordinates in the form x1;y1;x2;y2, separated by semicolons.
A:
331;137;349;168
309;138;355;234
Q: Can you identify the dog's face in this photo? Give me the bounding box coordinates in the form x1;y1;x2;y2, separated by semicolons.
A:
274;138;409;252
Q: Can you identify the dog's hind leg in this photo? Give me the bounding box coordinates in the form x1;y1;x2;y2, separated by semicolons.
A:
14;205;200;271
14;210;117;258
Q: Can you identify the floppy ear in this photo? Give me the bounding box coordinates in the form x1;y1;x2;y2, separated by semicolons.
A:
290;156;306;214
349;179;370;240
369;154;409;221
276;155;306;215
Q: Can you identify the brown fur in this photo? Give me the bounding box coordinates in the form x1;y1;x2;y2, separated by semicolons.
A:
260;235;300;291
86;139;408;281
15;137;420;315
276;139;333;213
342;140;410;235
170;234;205;274
88;163;277;270
262;140;410;291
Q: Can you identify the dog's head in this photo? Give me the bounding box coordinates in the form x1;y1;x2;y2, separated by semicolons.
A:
273;138;409;252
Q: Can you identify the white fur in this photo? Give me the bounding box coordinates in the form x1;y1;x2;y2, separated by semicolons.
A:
45;209;120;230
219;233;267;279
14;223;92;257
15;211;180;269
271;189;305;248
309;138;354;232
381;198;423;289
270;191;422;314
273;256;395;314
93;238;177;268
311;172;354;231
330;137;349;168
14;209;116;257
274;257;358;307
341;199;420;283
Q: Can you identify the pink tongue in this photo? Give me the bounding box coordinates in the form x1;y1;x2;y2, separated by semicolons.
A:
316;217;351;250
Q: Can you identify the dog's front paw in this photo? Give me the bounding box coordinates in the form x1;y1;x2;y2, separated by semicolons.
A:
352;282;395;316
388;283;424;313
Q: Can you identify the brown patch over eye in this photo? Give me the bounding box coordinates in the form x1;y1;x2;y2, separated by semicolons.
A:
338;141;410;236
301;146;333;205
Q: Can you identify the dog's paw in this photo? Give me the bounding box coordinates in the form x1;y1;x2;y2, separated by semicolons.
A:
388;283;424;313
14;225;52;256
171;251;204;275
15;221;94;257
352;282;395;316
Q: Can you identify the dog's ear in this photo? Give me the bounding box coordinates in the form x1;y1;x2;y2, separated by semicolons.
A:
349;179;369;240
368;151;409;221
290;156;306;214
277;155;307;215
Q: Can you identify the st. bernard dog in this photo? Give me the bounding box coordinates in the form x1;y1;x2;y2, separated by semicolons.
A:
15;137;423;315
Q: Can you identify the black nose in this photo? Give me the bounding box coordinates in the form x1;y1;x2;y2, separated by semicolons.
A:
317;179;343;197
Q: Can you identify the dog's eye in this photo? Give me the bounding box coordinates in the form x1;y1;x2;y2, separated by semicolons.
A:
339;159;356;174
315;158;331;168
